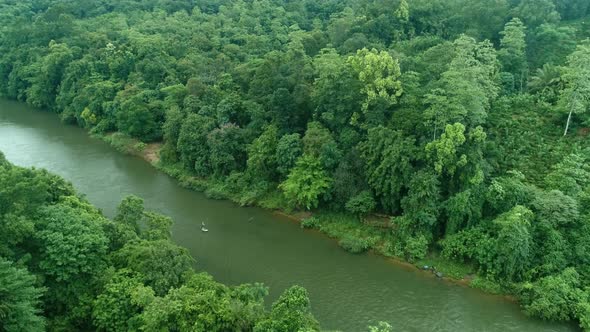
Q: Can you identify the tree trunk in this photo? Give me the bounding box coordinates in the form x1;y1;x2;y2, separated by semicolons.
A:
564;108;573;136
564;91;577;136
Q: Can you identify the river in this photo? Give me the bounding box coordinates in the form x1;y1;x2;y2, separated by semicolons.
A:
0;99;577;332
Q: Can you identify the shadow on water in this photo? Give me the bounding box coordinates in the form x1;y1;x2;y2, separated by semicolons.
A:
0;99;580;332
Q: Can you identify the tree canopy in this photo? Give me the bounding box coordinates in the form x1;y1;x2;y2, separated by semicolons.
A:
0;157;321;331
1;0;590;328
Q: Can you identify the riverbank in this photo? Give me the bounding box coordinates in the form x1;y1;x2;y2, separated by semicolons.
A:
3;101;576;331
95;130;510;298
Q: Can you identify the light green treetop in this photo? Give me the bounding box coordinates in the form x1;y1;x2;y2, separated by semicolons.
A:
347;48;403;123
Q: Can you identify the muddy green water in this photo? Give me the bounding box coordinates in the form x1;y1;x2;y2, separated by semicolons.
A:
0;100;578;332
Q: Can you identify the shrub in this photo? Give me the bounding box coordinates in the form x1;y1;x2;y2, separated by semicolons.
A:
205;184;229;200
404;235;428;262
134;142;147;152
578;300;590;331
338;236;370;254
440;227;489;262
523;268;581;321
301;217;320;229
469;276;502;294
345;191;376;218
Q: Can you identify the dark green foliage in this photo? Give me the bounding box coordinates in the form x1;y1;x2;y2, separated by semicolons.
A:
207;123;247;176
113;240;193;296
401;170;441;232
36;203;109;283
140;273;246;331
301;217;320;229
177;113;216;176
361;126;417;214
345;191;376;218
254;286;320;332
523;268;583;321
0;158;321;331
92;270;152;332
0;258;45;332
142;212;173;241
114;87;164;142
114;195;144;233
1;0;590;327
247;125;279;181
339;236;371;254
492;206;533;281
544;154;590;197
404;234;429;262
276;133;303;179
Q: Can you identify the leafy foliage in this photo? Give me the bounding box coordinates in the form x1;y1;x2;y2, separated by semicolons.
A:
1;0;590;327
0;159;321;331
0;258;45;332
280;154;332;210
254;286;320;332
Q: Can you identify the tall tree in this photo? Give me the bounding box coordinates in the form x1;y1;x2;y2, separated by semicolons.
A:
0;258;45;332
498;18;527;93
425;35;499;137
254;286;320;332
559;42;590;136
347;48;403;127
361;126;417;214
279;154;332;210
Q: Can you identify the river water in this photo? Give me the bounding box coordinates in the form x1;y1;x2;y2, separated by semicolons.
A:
0;99;577;332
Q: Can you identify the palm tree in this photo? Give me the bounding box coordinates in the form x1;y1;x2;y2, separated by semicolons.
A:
527;63;565;103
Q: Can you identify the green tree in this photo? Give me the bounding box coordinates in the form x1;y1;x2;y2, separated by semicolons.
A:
177;113;216;176
426;123;467;177
37;203;109;284
528;24;576;69
545;154;590;197
207;123;247;176
25;41;73;110
513;0;560;28
345;191;377;219
528;64;565;103
276;133;303;179
160;106;185;163
424;36;498;137
113;240;193;296
401;170;441;232
312;49;362;132
361;126;417;214
114;87;164;141
0;258;45;332
254;286;320;332
114;195;144;234
524;268;581;321
347;48;403;126
35;201;109;327
92;271;154;332
279;154;332;210
559;42;590;136
368;321;392;332
142;212;173;241
302;122;342;170
395;0;409;22
498;18;527;93
493;205;534;281
140;273;250;332
246;125;279;181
